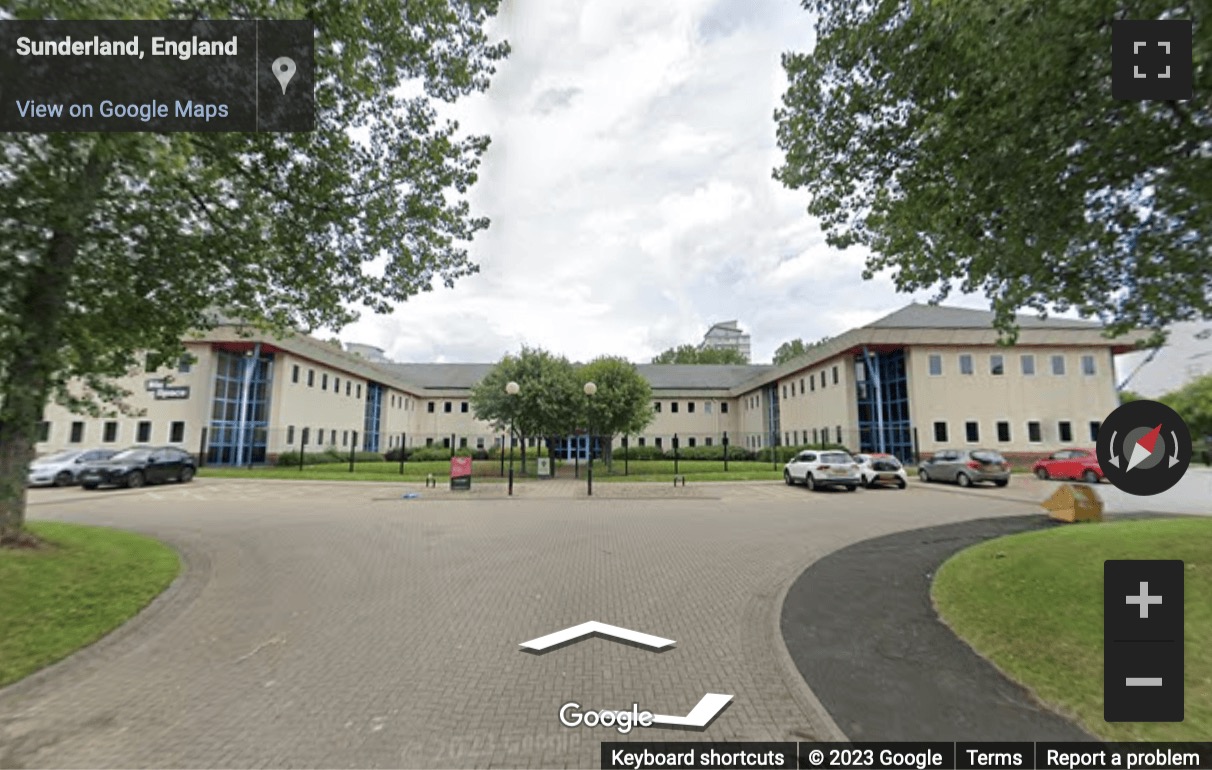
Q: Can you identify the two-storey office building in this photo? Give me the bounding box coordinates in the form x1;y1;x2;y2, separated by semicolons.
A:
32;304;1149;464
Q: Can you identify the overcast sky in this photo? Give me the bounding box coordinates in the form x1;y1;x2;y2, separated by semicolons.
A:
336;0;999;365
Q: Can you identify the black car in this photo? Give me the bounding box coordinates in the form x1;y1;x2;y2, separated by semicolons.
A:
80;446;196;489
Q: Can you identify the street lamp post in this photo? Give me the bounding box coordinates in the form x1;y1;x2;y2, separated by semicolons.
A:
506;381;519;496
584;381;597;496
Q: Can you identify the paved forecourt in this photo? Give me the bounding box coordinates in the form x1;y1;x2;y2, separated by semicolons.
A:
6;477;1044;768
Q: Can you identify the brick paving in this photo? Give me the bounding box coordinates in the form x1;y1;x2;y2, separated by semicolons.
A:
6;478;1042;768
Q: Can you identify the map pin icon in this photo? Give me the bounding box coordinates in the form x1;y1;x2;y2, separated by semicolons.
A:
272;57;296;94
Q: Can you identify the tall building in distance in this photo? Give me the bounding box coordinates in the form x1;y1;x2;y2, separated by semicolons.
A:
700;320;751;361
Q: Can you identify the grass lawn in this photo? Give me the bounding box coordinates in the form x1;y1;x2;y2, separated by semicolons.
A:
200;459;788;482
0;521;181;688
932;517;1212;741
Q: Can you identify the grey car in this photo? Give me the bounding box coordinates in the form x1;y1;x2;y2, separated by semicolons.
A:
27;448;119;487
918;449;1010;487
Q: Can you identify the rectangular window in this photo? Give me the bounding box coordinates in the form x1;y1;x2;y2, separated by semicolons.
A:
653;401;661;412
292;365;300;383
638;437;646;447
810;375;816;392
959;354;974;375
706;437;713;446
70;421;84;443
687;402;695;413
357;384;362;399
170;421;185;442
1059;421;1073;442
137;421;152;443
103;421;118;443
688;437;697;448
322;373;328;389
832;366;839;384
287;425;295;444
444;401;452;413
1051;355;1066;375
965;421;980;442
820;372;826;389
38;421;51;442
443;437;450;448
1081;355;1096;375
671;402;679;413
782;385;788;399
1021;354;1035;375
1089;421;1101;441
785;432;790;445
426;438;434;447
990;355;1004;375
460;437;468;448
655;437;663;449
704;402;713;415
721;402;728;414
1027;421;1042;443
428;401;435;413
813;428;819;444
331;430;337;445
835;425;842;443
476;437;485;449
997;421;1011;442
346;381;351;396
933;422;948;443
308;369;315;387
928;354;942;376
334;376;340;393
343;430;348;446
461;402;469;413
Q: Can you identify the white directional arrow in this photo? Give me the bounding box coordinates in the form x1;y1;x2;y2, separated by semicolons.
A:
1108;430;1121;468
650;693;733;729
519;621;675;652
1169;431;1181;468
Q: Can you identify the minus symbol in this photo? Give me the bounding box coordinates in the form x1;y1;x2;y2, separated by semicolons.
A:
1126;677;1163;686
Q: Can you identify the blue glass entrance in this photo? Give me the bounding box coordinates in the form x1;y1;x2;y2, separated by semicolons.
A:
363;382;384;452
552;435;600;460
854;348;914;463
207;349;274;465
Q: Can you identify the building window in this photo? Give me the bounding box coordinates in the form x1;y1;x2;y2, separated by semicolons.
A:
638;437;646;447
1058;421;1073;442
721;402;728;414
835;425;842;443
933;422;948;443
170;421;185;443
334;377;340;393
444;401;452;413
687;402;695;413
965;421;979;443
428;401;435;413
704;402;713;415
820;372;826;389
356;384;362;399
810;375;816;392
476;437;485;449
997;421;1011;442
443;437;450;448
782;385;788;399
461;402;469;413
38;421;51;442
990;355;1004;376
178;355;193;373
928;354;942;376
287;425;295;444
308;369;315;387
328;430;335;445
706;437;713;446
70;421;84;443
1081;355;1096;376
103;421;118;443
832;366;839;384
1089;421;1101;441
343;430;348;446
785;432;790;445
292;365;300;383
688;437;697;448
346;381;351;396
1021;355;1035;375
671;402;679;413
137;421;151;443
813;428;819;444
959;354;974;375
655;437;663;449
460;437;468;448
322;373;328;389
653;401;661;412
1051;355;1066;375
426;438;434;447
1027;421;1042;443
800;378;805;394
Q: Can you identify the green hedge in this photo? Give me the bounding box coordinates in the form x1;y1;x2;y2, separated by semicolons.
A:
275;448;386;466
669;444;754;461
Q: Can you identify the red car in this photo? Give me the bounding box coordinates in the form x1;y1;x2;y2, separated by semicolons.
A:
1031;448;1104;483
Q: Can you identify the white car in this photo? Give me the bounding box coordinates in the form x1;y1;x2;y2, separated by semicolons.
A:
27;448;118;487
783;449;860;491
853;453;909;489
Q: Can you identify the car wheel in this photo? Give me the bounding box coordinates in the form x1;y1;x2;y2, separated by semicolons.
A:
994;479;1009;487
784;470;794;486
126;471;145;489
54;471;73;487
82;483;98;490
864;476;875;489
846;484;857;492
957;472;973;488
1082;470;1099;484
805;474;816;491
918;468;930;482
179;466;195;483
1035;467;1049;480
897;478;907;490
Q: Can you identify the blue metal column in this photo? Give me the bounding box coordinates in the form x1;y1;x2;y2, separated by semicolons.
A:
863;346;886;454
233;342;261;466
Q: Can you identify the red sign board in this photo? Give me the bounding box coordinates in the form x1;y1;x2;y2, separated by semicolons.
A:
450;456;472;478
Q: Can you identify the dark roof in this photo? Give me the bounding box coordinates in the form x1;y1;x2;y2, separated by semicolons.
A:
379;362;770;391
865;303;1102;330
380;363;494;389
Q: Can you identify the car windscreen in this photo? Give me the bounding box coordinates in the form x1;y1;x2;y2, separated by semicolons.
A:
110;450;151;462
820;453;851;464
871;455;901;468
35;450;79;463
971;451;1004;463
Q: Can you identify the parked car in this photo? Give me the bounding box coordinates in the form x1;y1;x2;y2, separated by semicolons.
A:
918;449;1010;487
853;453;909;489
1031;449;1104;483
27;448;119;487
80;446;196;489
784;449;860;491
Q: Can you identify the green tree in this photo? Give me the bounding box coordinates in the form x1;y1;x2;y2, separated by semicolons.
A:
578;356;655;466
0;1;508;546
651;344;748;365
468;346;580;473
772;339;807;365
1118;390;1145;404
774;0;1212;341
1160;374;1212;448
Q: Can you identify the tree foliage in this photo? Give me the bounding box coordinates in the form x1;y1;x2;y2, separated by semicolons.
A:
773;339;808;365
0;0;508;543
775;0;1212;340
579;356;655;442
651;344;748;365
1160;374;1212;443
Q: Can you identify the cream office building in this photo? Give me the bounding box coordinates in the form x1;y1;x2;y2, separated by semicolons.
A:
33;304;1149;464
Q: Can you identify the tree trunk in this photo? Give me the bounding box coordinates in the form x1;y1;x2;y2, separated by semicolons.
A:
0;148;106;546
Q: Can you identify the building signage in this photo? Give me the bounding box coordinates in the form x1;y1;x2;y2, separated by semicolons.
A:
154;386;190;400
145;378;166;391
450;455;472;490
537;457;551;478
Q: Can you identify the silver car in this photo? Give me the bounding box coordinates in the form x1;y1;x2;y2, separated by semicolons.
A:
918;449;1010;488
784;449;861;491
27;448;119;487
